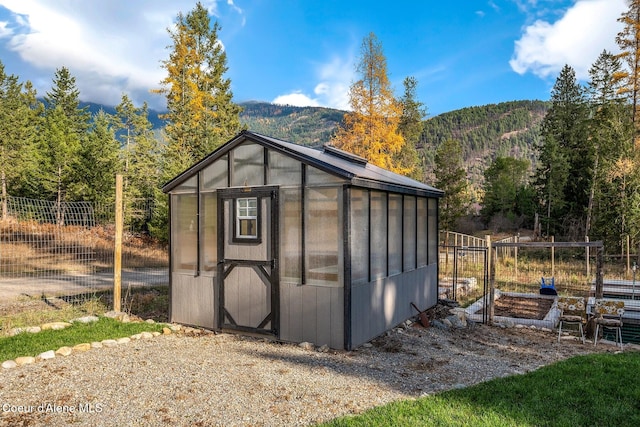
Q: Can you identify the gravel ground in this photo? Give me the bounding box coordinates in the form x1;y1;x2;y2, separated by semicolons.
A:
0;319;626;427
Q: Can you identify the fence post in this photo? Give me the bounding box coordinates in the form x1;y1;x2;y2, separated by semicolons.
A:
114;174;123;312
486;235;494;325
585;235;590;278
551;236;555;278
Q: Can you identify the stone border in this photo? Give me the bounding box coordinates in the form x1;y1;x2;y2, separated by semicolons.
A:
1;312;184;370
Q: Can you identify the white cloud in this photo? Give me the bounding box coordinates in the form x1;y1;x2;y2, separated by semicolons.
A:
272;54;354;110
510;0;627;80
272;92;321;107
0;0;239;109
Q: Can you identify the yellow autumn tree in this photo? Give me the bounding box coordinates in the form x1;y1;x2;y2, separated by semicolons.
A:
153;2;243;172
331;33;409;174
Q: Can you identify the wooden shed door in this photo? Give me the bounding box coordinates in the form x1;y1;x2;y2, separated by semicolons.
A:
217;187;279;336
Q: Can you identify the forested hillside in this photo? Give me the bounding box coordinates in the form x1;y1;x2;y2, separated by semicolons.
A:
419;100;549;185
238;101;344;147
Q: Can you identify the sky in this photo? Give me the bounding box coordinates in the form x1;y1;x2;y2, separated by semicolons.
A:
0;0;628;117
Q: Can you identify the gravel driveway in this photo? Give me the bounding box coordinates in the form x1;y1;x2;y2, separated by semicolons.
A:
0;320;621;427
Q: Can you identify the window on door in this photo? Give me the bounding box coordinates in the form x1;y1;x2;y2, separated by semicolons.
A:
235;197;260;242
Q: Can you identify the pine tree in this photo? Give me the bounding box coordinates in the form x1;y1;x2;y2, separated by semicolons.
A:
586;50;634;248
534;65;589;238
113;95;161;232
331;32;407;174
154;2;243;166
73;110;120;206
0;61;41;216
397;76;426;180
434;139;469;231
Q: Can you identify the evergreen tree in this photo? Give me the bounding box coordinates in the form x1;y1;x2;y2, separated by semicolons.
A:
73;110;120;206
434;139;469;231
0;61;41;216
37;105;80;223
534;65;589;238
480;157;531;229
114;95;160;202
44;67;90;135
397;76;426;180
586;50;634;249
331;32;407;174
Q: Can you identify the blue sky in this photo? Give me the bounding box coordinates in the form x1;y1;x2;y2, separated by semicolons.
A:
0;0;627;116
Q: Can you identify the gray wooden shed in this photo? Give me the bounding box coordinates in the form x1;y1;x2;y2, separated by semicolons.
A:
162;130;443;349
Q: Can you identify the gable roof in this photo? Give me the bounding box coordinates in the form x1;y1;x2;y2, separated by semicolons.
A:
162;130;444;198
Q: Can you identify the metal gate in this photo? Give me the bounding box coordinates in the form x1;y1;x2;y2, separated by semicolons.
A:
453;245;489;324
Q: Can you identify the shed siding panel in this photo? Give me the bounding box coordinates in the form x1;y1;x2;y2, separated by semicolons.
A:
279;283;343;348
170;273;215;329
329;287;344;349
350;265;437;348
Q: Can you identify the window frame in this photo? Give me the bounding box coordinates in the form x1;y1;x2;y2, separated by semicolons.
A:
233;196;262;243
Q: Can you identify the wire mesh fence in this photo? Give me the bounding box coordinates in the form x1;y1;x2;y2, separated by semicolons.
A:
0;196;168;309
439;232;640;343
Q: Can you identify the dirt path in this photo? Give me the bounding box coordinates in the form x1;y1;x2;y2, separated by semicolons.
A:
0;268;168;302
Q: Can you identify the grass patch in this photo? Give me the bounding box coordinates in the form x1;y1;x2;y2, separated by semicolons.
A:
322;352;640;427
0;317;164;361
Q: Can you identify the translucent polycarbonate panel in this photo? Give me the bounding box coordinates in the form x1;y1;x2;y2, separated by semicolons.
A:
369;191;387;280
173;176;197;193
403;196;416;271
305;187;342;286
428;198;438;264
388;194;403;276
232;143;264;186
417;197;428;267
306;166;345;185
269;151;302;185
201;156;228;190
172;193;197;273
201;192;217;273
350;189;369;284
280;188;302;283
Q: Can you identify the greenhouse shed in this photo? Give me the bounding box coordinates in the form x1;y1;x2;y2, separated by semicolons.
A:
162;130;443;350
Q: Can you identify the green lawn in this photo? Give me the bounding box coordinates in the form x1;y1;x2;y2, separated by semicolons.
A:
322;351;640;427
0;317;164;361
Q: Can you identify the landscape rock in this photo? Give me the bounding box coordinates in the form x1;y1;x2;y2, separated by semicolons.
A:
151;332;161;337
317;344;330;353
37;350;55;360
299;341;315;351
15;356;36;365
55;347;72;356
169;324;182;332
145;319;155;324
91;341;103;349
101;339;118;348
73;343;91;352
103;311;130;322
70;316;99;324
41;321;72;331
26;326;42;333
162;327;172;335
116;337;131;344
2;360;17;369
140;332;154;339
130;333;142;340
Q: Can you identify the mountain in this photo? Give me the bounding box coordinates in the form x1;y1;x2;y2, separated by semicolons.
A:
238;101;344;147
418;100;549;185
